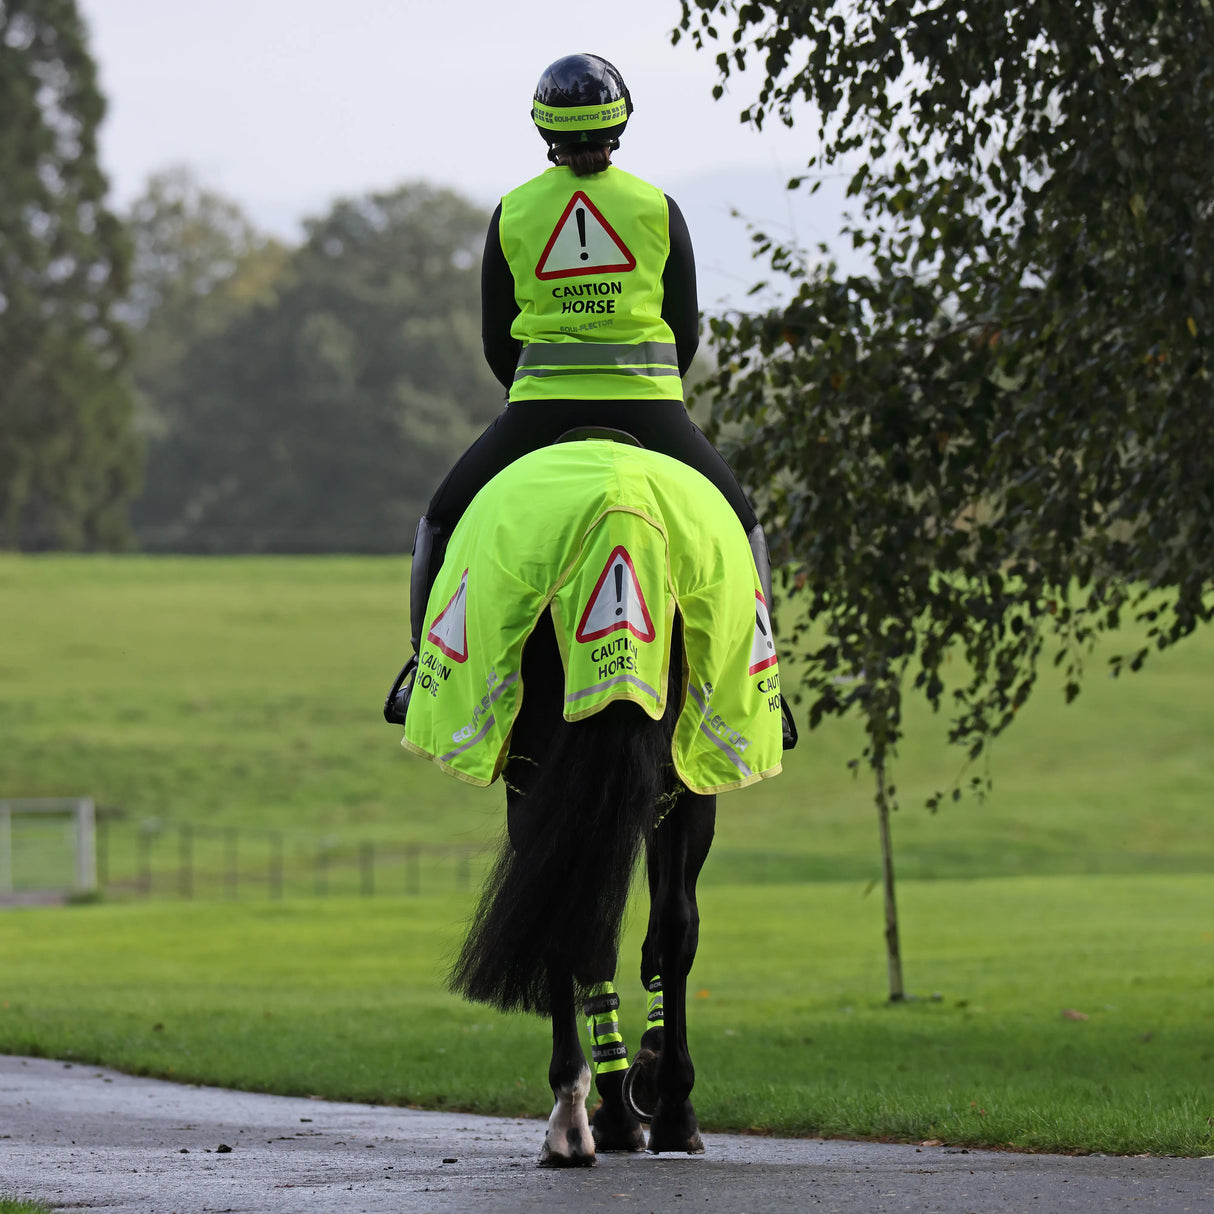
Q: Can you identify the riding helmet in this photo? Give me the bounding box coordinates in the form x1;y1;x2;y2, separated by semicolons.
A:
532;54;633;155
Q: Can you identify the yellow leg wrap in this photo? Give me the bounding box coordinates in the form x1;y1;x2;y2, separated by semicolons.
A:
584;981;628;1075
646;975;664;1031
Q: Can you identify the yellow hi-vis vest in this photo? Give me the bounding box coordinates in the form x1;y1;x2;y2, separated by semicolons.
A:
401;441;784;795
498;166;683;403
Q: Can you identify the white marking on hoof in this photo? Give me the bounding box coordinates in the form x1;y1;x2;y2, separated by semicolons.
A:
538;1062;596;1167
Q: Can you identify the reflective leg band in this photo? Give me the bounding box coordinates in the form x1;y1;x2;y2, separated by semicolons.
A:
584;982;628;1075
646;975;664;1030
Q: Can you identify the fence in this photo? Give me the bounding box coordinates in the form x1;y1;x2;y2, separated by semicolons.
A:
0;797;97;899
85;817;484;901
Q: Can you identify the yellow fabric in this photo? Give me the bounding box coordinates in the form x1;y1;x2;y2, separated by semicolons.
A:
532;97;629;133
498;166;681;402
401;441;783;795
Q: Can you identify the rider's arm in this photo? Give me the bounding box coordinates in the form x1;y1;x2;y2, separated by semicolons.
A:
663;196;700;377
481;203;521;391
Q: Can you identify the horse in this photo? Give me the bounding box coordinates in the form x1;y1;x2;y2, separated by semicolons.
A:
389;434;784;1165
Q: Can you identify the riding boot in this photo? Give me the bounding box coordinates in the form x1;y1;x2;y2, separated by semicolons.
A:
384;516;447;726
410;515;446;653
747;522;798;750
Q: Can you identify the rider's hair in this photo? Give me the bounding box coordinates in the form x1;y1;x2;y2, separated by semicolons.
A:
556;144;612;177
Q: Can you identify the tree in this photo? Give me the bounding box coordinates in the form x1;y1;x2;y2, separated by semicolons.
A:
0;0;140;549
675;1;1214;997
133;183;501;552
121;166;291;442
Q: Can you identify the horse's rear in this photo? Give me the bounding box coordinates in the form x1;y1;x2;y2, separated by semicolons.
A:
396;439;782;1164
450;606;712;1161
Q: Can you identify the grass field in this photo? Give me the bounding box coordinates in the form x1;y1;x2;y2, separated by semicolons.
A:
3;878;1211;1156
5;553;1214;879
2;555;1213;1155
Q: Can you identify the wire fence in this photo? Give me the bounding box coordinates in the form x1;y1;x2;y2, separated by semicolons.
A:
88;817;484;901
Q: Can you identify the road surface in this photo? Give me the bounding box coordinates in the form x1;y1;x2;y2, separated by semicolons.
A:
2;1055;1211;1212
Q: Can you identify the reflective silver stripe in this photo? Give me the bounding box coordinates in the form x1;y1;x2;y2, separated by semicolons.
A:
515;365;680;381
517;341;678;369
696;721;754;779
438;674;519;764
565;673;661;705
687;683;753;778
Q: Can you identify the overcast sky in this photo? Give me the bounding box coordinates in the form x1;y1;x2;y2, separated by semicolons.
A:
78;0;856;307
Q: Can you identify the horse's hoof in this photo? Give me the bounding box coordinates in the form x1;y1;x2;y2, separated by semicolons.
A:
538;1140;597;1168
647;1127;705;1155
621;1048;660;1123
647;1100;705;1155
590;1101;646;1153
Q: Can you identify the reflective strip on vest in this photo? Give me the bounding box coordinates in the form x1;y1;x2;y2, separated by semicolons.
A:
514;342;680;384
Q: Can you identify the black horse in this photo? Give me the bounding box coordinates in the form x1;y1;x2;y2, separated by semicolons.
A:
448;607;714;1162
389;436;785;1165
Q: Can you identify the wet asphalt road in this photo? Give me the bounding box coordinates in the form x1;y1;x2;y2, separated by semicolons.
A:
2;1055;1211;1213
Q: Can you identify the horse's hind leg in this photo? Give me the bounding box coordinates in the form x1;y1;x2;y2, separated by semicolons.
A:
618;849;666;1126
646;790;716;1155
539;971;597;1168
584;982;645;1152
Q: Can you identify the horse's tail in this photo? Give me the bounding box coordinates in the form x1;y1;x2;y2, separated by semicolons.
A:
448;638;677;1016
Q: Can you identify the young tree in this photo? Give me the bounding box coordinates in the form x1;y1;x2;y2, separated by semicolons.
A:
675;1;1214;996
0;0;139;549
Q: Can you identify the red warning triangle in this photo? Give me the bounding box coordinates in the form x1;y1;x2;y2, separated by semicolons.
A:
427;568;469;663
749;590;778;675
536;191;636;281
575;546;655;643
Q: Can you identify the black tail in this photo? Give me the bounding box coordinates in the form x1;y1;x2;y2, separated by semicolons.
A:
448;615;679;1015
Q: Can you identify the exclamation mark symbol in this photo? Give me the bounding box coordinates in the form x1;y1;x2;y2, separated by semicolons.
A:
576;207;589;260
757;608;773;652
614;563;624;615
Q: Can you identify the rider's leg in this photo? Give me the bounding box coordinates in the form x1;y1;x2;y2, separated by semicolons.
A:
611;406;797;749
403;410;545;695
413;403;604;624
745;521;797;749
409;515;443;653
746;518;774;614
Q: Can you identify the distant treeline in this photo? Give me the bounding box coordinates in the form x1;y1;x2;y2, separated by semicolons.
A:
1;2;503;553
125;169;503;554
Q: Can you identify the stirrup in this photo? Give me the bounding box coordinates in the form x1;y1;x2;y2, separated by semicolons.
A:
780;694;798;750
383;655;417;726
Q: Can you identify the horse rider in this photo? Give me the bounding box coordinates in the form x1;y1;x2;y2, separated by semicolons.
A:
404;53;786;738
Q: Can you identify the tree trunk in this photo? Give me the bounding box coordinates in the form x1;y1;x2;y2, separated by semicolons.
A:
874;755;905;1002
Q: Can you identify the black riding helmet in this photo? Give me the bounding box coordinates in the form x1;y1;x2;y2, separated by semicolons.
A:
532;53;633;162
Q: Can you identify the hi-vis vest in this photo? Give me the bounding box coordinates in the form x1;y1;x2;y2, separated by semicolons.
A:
498;166;683;403
401;441;784;795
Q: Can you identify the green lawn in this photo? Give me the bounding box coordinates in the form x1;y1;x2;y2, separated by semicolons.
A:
3;555;1214;1155
4;553;1214;880
2;876;1211;1155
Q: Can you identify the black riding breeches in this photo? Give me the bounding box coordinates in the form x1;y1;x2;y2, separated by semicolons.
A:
424;399;759;534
